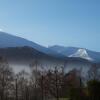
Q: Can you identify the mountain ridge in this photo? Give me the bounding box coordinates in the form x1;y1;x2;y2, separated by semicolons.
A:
0;32;100;63
49;46;100;63
0;32;65;58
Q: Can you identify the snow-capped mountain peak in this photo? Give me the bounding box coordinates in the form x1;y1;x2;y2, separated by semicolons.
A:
69;48;93;61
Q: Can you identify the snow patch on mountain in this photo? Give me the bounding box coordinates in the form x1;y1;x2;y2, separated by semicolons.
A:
69;48;93;61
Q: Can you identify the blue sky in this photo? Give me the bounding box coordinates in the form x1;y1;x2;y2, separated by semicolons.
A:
0;0;100;51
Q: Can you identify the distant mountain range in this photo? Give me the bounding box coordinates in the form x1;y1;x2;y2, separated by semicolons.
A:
49;45;100;63
0;31;100;63
0;32;65;59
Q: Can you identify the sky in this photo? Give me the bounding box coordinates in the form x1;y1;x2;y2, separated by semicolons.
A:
0;0;100;51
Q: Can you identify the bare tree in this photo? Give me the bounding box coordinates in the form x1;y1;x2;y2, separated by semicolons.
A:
13;70;29;100
37;65;65;100
0;57;14;100
88;63;100;80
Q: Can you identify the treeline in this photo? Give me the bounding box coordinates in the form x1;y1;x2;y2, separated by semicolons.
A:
0;57;100;100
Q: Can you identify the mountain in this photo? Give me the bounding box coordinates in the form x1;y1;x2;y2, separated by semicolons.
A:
49;45;100;63
0;46;68;73
0;32;100;63
0;46;48;61
69;48;93;61
0;32;65;58
0;46;66;63
49;45;78;56
0;31;48;51
0;32;99;74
